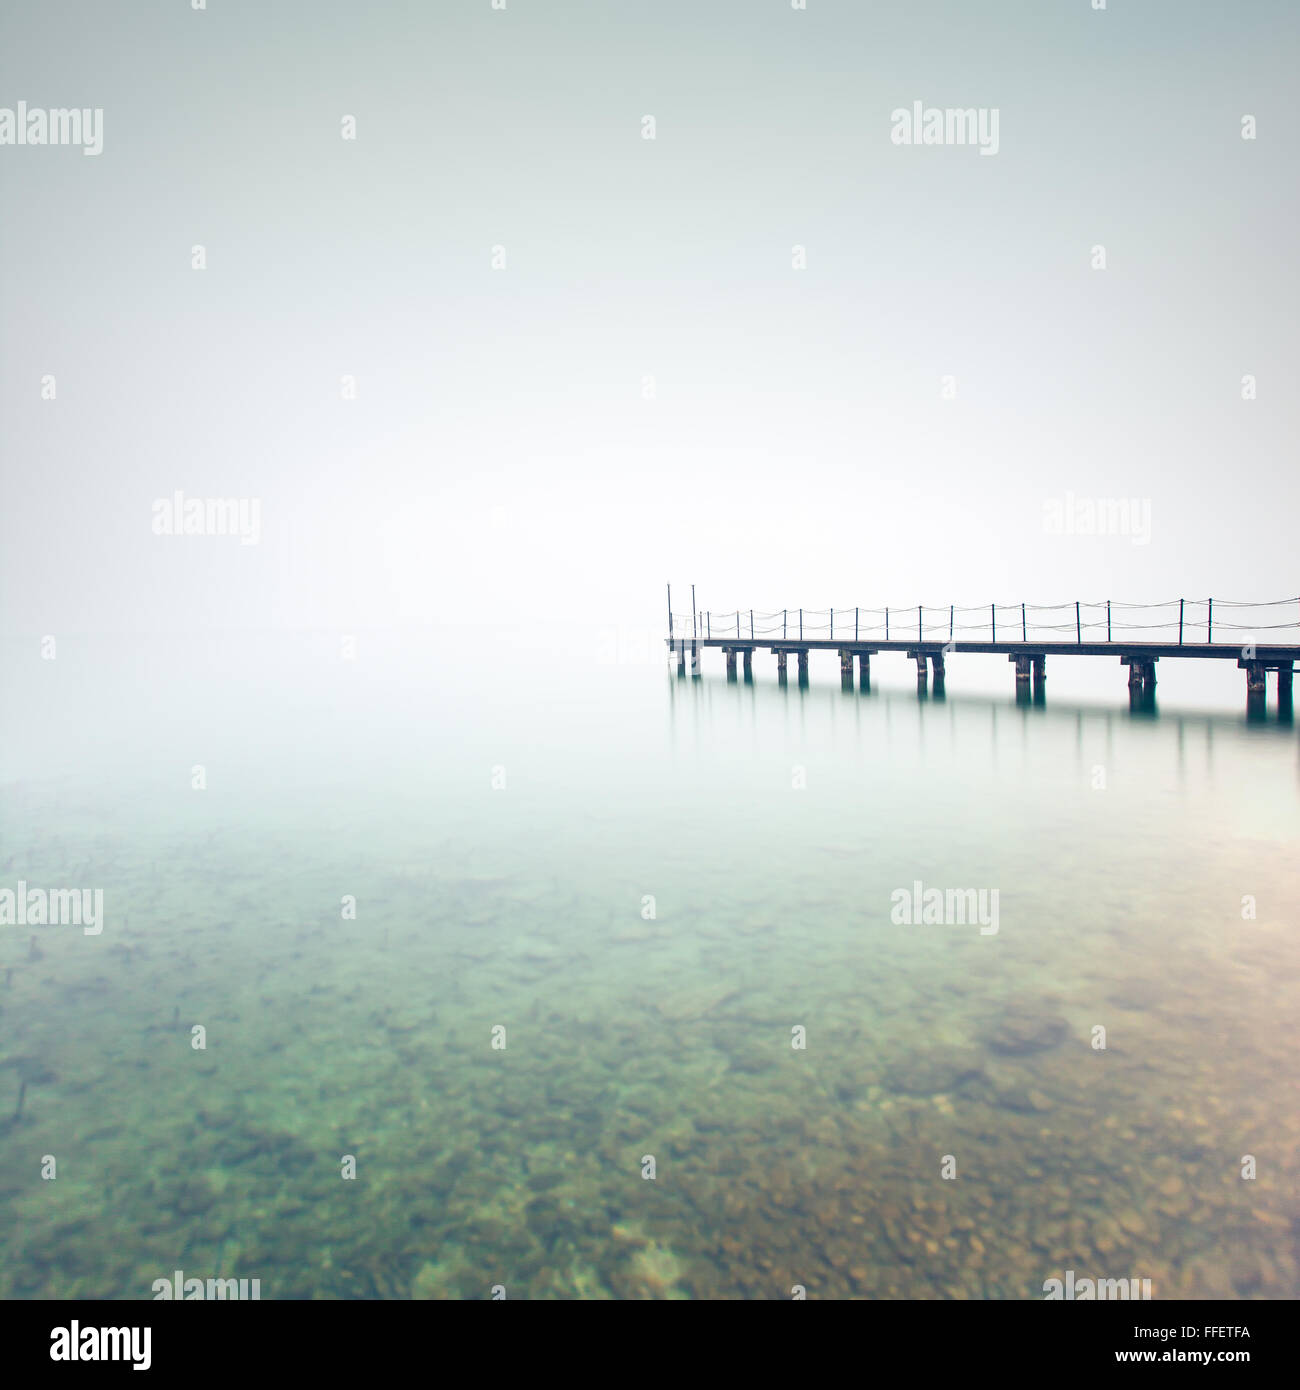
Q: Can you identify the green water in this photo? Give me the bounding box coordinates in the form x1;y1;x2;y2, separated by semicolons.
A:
1;636;1297;1298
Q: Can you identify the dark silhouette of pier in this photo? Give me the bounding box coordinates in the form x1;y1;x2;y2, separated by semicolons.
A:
665;586;1298;720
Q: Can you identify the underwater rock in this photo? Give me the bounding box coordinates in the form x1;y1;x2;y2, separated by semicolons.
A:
627;1241;685;1296
167;1176;219;1217
610;1223;649;1248
654;986;738;1022
728;1052;778;1076
1117;1209;1146;1236
506;937;566;966
1106;977;1167;1011
884;1051;985;1097
411;1259;463;1299
525;1171;566;1193
992;1083;1055;1113
982;1012;1069;1056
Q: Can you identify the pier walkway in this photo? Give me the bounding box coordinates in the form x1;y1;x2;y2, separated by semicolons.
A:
664;589;1300;718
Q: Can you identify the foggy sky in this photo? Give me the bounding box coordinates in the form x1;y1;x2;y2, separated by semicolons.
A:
2;0;1297;644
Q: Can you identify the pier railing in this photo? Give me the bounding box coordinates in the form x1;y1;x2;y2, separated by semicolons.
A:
668;597;1300;647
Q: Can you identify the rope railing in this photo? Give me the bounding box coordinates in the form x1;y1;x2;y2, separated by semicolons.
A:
666;598;1300;647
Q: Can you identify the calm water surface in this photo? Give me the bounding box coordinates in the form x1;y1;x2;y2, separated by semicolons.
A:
1;633;1297;1298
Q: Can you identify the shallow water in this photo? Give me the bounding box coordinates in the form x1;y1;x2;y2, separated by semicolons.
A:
1;635;1298;1299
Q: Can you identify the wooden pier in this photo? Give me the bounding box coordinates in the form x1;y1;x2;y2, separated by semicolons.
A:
665;588;1299;719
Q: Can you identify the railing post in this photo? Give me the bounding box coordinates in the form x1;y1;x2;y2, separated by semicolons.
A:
691;584;697;640
991;604;996;643
1022;603;1027;642
1208;598;1213;643
886;607;890;640
1107;600;1111;642
750;609;754;640
799;608;803;640
855;607;859;641
1179;598;1184;646
1075;601;1081;644
737;611;740;638
783;609;787;640
918;605;922;641
706;610;711;639
830;608;833;641
949;604;953;641
667;583;673;638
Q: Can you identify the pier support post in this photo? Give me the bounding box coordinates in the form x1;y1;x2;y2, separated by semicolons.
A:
1032;654;1046;705
839;649;853;691
910;652;929;696
1121;656;1157;712
1278;664;1294;723
930;651;945;696
725;648;737;682
776;650;788;685
1011;654;1032;704
858;652;870;692
797;650;809;687
676;639;686;677
743;648;753;682
690;639;700;678
1243;660;1267;721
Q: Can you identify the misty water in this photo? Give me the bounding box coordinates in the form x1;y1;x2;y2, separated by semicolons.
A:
1;632;1297;1299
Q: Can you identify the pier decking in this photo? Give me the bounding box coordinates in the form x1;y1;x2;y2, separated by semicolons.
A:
665;589;1300;719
